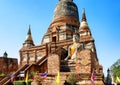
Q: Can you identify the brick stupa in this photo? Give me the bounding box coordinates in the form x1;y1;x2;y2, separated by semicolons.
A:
19;0;104;85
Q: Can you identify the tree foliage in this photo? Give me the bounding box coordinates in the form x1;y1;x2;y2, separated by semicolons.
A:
110;58;120;81
66;73;80;85
0;73;5;77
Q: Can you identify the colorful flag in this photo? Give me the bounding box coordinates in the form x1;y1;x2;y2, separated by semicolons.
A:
41;72;47;79
116;76;120;83
91;71;95;85
56;71;60;84
25;71;28;85
10;74;14;83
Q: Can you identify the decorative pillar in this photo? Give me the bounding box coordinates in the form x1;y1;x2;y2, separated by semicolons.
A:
56;26;60;42
46;43;48;56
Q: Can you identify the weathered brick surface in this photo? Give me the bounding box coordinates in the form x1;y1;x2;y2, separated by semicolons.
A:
76;49;91;73
0;57;18;74
48;54;60;74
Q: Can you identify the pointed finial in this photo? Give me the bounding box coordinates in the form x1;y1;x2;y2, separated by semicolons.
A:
82;8;87;21
28;25;31;35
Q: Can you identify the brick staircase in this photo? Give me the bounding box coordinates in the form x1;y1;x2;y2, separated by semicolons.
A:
60;60;76;72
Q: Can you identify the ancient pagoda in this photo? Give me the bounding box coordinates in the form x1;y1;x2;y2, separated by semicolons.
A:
18;0;104;85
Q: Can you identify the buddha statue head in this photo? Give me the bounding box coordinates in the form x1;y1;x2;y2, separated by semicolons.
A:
73;32;80;43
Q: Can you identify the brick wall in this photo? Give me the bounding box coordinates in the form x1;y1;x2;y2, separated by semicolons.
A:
76;49;92;73
47;54;60;74
0;57;18;74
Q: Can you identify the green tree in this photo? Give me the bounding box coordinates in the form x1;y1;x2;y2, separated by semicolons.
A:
66;73;79;85
110;58;120;82
0;73;5;77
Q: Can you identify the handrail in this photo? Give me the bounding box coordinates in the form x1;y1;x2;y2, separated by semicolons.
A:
0;77;9;85
23;64;33;73
38;57;48;66
36;55;47;65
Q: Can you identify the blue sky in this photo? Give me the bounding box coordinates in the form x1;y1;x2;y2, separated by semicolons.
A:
0;0;120;76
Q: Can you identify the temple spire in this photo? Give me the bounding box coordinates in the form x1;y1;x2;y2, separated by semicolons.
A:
82;8;87;22
23;25;34;46
79;9;93;42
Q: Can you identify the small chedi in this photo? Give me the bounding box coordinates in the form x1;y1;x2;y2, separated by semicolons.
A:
0;0;104;85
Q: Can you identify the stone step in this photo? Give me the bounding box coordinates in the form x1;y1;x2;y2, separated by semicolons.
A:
60;60;76;72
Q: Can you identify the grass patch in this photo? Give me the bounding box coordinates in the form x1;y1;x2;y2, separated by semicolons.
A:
14;80;32;85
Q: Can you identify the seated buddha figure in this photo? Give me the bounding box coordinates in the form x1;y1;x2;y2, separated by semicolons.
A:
65;33;84;61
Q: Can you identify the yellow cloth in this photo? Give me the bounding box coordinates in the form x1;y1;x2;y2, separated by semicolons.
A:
56;71;60;84
116;76;120;83
70;43;77;57
25;71;28;84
